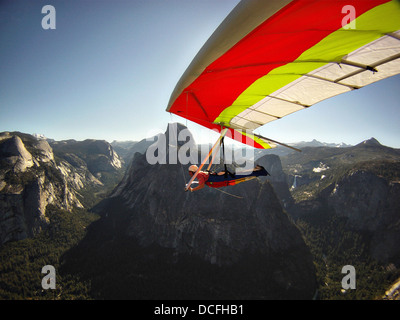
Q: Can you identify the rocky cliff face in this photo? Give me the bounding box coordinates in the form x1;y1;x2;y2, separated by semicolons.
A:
50;139;122;179
0;132;122;245
326;166;400;264
94;124;317;298
257;154;294;209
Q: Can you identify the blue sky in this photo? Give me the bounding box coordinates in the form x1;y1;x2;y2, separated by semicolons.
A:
1;0;399;148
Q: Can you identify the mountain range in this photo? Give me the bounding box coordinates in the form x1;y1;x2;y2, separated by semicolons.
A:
282;137;400;264
0;126;399;300
0;131;124;245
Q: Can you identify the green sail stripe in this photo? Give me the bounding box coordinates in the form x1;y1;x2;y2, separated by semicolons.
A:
239;130;273;149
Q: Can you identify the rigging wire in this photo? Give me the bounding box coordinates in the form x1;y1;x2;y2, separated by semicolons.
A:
212;187;243;199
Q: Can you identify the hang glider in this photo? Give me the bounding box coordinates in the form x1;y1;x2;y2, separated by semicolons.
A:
185;128;270;191
167;0;400;150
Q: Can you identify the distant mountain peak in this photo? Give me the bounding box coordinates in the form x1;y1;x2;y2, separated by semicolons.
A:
32;133;47;140
165;122;195;148
363;137;381;146
359;137;381;147
293;140;352;148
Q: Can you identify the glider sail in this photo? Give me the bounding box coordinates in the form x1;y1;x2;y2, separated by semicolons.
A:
167;0;400;149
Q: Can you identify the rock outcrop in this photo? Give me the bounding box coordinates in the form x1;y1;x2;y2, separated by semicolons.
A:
0;135;34;172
